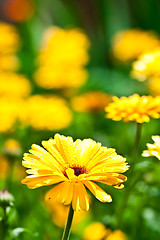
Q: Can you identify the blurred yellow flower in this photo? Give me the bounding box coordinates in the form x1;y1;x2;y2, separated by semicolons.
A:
0;21;20;53
0;54;19;71
0;98;22;133
0;72;31;98
83;222;111;240
3;139;21;156
0;156;10;179
142;135;160;160
35;27;89;89
131;48;160;81
22;133;129;211
20;95;72;130
47;198;89;229
148;77;160;96
106;230;127;240
83;222;127;240
71;91;111;113
112;29;160;62
105;94;160;123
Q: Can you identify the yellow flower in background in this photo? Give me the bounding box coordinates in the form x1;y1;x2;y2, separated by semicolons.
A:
35;66;88;89
83;222;111;240
71;91;111;113
0;98;22;133
0;72;31;98
105;94;160;123
0;54;19;71
0;21;20;53
22;133;129;211
47;198;89;229
35;27;89;89
106;230;127;240
83;222;127;240
148;77;160;96
3;139;21;156
131;48;160;81
0;156;10;179
20;95;72;130
112;29;160;62
142;136;160;160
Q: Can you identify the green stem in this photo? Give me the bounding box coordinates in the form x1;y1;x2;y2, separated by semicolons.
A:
61;205;74;240
116;123;142;227
1;207;8;240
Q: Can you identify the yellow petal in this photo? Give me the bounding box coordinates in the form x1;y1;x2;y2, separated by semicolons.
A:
22;175;64;189
45;182;65;202
84;181;112;203
60;181;73;205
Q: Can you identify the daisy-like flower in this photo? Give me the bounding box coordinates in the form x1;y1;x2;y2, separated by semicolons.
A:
112;29;160;62
105;94;160;123
22;134;129;211
131;48;160;81
142;136;160;160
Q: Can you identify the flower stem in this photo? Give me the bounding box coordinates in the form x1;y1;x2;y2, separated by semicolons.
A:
61;204;74;240
116;122;142;227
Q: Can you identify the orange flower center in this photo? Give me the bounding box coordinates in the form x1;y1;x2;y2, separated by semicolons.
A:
64;166;88;178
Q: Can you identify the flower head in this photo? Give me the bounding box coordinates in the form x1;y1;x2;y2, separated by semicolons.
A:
112;29;160;62
142;136;160;160
35;27;89;89
148;77;160;96
20;95;72;130
105;94;160;123
0;72;31;98
83;222;127;240
71;91;111;113
131;48;160;81
22;134;129;211
0;21;20;53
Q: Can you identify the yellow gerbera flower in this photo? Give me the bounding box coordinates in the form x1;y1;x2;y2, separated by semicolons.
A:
22;134;129;211
142;135;160;160
105;94;160;123
131;48;160;81
112;29;160;62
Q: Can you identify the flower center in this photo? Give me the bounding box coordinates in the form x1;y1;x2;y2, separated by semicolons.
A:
64;166;87;178
72;166;87;176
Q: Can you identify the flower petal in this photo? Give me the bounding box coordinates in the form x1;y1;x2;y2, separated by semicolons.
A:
84;181;112;203
45;182;65;202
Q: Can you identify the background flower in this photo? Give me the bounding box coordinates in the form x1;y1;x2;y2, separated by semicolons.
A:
142;136;160;160
105;94;160;123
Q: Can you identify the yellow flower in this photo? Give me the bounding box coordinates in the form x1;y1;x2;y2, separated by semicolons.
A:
0;156;10;179
148;77;160;96
83;223;127;240
0;54;19;71
105;230;127;240
0;21;20;53
3;139;21;155
0;97;21;133
22;133;129;211
0;72;31;98
83;222;111;240
47;198;89;229
35;27;89;89
142;136;160;160
131;48;160;81
112;29;160;62
71;91;111;113
105;94;160;123
20;95;72;130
